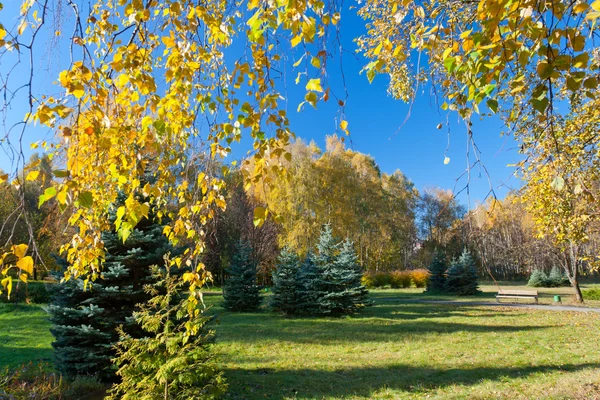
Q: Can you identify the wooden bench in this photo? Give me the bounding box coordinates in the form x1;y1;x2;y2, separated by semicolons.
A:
496;290;538;304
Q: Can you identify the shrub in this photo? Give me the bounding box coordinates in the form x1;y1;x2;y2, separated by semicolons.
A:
389;271;411;288
582;288;600;300
0;362;104;400
372;271;391;288
410;269;430;288
548;266;569;287
361;272;376;289
527;269;550;287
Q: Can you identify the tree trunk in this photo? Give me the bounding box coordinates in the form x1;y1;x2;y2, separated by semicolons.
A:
564;241;584;303
569;275;584;303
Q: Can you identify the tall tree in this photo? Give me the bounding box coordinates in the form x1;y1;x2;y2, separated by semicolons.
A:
47;197;174;380
521;101;600;302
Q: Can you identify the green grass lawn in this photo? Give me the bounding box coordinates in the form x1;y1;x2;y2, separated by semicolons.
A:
0;303;54;369
2;287;600;399
206;291;600;399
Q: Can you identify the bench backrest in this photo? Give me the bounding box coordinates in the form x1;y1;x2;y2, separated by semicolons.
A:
498;290;538;296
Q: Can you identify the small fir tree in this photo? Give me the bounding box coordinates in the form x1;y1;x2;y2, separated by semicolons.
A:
46;197;174;381
548;266;568;287
426;251;447;293
295;252;319;315
271;247;301;315
528;269;550;287
108;265;226;400
223;241;261;311
312;225;370;316
445;249;480;295
330;239;369;312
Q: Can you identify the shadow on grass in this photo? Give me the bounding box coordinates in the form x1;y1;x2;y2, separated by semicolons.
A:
0;342;54;368
214;304;552;345
223;362;600;399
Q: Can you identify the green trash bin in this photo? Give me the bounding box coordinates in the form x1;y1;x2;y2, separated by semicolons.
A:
554;295;562;303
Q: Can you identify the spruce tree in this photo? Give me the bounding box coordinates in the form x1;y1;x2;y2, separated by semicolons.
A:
47;199;174;381
223;240;261;311
527;269;549;287
445;249;480;295
330;239;369;312
295;252;319;315
271;247;301;315
108;265;226;400
548;266;568;287
426;251;447;293
312;225;369;316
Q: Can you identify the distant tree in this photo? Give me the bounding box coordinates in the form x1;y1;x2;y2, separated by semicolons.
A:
548;266;569;287
527;269;550;288
223;241;261;312
445;249;480;296
203;170;279;286
271;247;301;315
426;251;447;293
108;265;226;399
417;188;466;246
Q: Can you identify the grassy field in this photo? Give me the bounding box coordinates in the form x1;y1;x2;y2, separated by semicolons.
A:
206;289;600;400
2;285;600;399
0;303;53;369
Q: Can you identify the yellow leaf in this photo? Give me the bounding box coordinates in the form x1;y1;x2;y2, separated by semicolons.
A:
291;35;302;48
306;78;323;92
0;173;9;183
118;74;130;86
162;36;175;47
56;190;67;205
72;87;85;99
19;273;28;283
573;2;589;13
12;244;28;259
17;256;34;274
253;206;267;227
340;120;349;134
26;170;39;181
1;276;11;299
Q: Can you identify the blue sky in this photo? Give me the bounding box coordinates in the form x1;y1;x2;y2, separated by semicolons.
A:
0;3;522;209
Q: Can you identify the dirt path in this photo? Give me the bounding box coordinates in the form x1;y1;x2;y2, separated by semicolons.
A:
375;298;600;313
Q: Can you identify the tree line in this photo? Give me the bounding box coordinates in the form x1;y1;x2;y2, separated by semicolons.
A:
3;147;599;293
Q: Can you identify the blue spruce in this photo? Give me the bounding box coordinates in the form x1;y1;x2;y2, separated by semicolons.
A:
223;240;261;311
